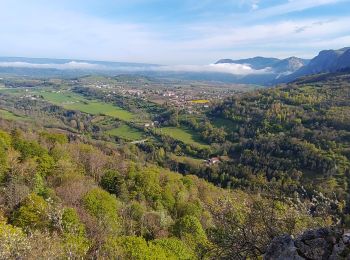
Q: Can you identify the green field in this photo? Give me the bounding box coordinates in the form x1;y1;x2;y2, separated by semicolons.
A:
40;91;83;103
0;88;25;95
40;91;135;121
159;127;209;148
65;102;135;121
170;154;204;165
0;88;137;122
106;124;144;141
0;109;28;121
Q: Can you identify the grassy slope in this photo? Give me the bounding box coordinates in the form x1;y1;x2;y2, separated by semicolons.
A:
0;88;209;147
0;109;29;121
159;127;209;148
40;91;135;121
106;124;144;141
40;90;208;146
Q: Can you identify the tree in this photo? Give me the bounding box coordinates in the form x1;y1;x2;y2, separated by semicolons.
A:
101;236;168;260
173;215;208;257
100;170;127;199
36;153;55;177
152;238;195;260
0;218;30;259
0;130;11;179
12;138;46;161
61;208;90;258
207;196;330;259
11;193;51;232
83;188;120;234
39;132;68;150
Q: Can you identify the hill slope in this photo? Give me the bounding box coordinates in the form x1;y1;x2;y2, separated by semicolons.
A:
193;71;350;198
216;56;309;77
0;118;330;259
279;47;350;82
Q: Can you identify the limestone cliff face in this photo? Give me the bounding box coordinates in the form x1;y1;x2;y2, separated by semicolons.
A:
264;228;350;260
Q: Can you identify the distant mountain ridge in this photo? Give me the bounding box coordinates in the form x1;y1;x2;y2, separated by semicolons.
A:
216;56;309;77
280;47;350;82
1;47;349;84
216;47;350;84
216;57;282;70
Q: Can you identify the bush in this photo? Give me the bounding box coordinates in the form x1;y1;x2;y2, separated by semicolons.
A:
152;238;195;260
172;215;208;256
0;130;11;178
0;220;30;259
100;170;125;197
12;138;46;161
61;208;90;258
173;215;206;241
83;188;120;233
102;236;168;260
12;193;50;231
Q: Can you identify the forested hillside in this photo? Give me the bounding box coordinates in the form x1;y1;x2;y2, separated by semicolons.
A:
0;72;349;259
146;72;350;248
174;72;350;203
0;118;332;259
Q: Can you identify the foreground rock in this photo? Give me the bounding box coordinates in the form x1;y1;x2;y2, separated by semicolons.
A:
264;228;350;259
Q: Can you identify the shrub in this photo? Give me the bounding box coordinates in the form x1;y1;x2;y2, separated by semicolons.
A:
61;208;90;258
12;193;50;231
102;236;168;260
83;188;120;233
152;237;195;260
0;220;30;259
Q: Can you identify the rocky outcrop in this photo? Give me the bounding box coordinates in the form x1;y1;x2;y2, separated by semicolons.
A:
264;228;350;260
279;47;350;83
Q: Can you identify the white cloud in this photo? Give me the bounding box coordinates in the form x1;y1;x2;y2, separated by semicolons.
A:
155;63;270;75
0;61;271;75
247;0;348;20
251;4;259;10
0;61;104;70
250;0;260;10
179;17;350;58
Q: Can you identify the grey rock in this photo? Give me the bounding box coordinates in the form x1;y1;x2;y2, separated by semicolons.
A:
279;47;350;83
264;234;303;260
265;228;350;260
343;232;350;244
330;240;346;260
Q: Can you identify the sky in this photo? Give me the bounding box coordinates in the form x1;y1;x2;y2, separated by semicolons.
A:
1;0;350;65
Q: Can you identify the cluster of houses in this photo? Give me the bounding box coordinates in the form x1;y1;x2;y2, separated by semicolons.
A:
84;79;242;116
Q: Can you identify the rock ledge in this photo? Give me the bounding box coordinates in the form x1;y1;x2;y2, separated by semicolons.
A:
264;228;350;260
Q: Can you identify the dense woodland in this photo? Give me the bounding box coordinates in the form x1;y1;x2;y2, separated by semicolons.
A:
0;72;349;259
166;73;350;202
0;117;336;259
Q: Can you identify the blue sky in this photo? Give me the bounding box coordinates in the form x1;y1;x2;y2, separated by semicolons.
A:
1;0;350;64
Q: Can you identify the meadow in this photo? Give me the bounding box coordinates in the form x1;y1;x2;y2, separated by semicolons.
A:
159;127;209;148
0;87;209;146
0;109;28;121
39;90;135;122
169;154;204;165
106;124;144;141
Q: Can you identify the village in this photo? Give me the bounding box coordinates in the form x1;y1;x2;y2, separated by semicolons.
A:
79;76;247;113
